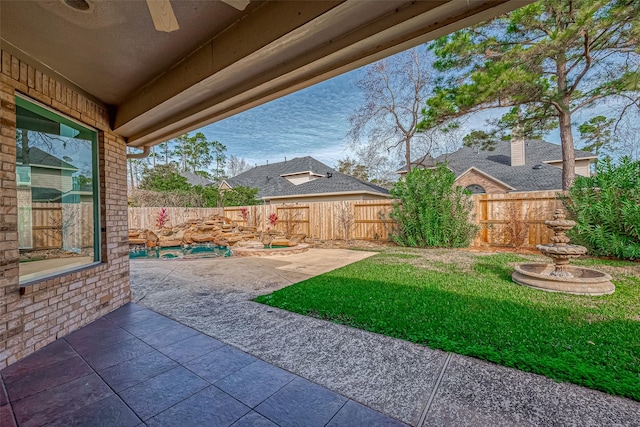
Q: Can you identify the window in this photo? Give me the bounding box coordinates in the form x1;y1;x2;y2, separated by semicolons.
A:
465;184;486;194
16;96;100;284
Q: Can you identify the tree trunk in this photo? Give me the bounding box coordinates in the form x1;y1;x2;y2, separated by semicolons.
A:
556;51;575;191
21;131;30;165
559;111;575;190
405;137;412;173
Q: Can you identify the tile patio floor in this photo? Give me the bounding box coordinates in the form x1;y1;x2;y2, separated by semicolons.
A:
0;303;405;427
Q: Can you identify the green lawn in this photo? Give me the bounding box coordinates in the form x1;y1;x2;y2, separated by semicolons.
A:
255;249;640;401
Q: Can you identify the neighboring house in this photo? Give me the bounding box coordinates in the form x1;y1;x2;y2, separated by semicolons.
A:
399;138;597;193
220;156;390;204
16;146;83;202
180;170;215;187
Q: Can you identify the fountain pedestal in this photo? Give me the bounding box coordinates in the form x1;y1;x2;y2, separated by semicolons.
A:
511;209;614;295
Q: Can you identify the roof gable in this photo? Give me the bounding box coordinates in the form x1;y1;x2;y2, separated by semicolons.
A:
16;146;78;171
404;139;595;191
224;156;389;199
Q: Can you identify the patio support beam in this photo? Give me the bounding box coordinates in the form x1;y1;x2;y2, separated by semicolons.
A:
115;0;528;148
114;0;343;135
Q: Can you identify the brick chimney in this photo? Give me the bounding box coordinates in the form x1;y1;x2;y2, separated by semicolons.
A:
511;125;525;166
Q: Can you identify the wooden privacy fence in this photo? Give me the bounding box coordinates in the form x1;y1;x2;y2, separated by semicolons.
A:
127;191;565;248
471;191;564;248
27;202;94;250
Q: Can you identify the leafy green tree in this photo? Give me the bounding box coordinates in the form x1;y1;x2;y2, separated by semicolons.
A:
173;132;213;173
156;141;172;165
138;164;191;192
192;185;220;208
563;157;640;259
221;186;260;207
170;132;226;181
210;139;227;183
578;115;616;157
462;130;499;153
336;157;369;181
422;0;640;189
389;164;478;247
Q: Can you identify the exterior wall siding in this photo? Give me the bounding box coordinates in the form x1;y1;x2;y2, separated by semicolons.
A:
266;193;390;204
547;159;593;177
0;50;131;368
574;159;592;177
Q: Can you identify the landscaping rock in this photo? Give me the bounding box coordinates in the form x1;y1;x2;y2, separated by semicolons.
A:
128;213;298;249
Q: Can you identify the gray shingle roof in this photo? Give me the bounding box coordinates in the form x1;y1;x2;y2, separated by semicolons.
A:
407;140;594;191
180;171;214;187
224;156;390;199
16;146;78;171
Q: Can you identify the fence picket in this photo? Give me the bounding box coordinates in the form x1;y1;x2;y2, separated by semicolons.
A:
126;191;565;248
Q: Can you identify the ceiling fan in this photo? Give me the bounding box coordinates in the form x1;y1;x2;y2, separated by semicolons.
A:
145;0;250;33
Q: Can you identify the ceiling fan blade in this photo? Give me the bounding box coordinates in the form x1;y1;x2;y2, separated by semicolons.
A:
146;0;179;32
220;0;250;11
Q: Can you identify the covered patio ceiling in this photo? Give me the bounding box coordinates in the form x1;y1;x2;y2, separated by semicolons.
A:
1;0;529;149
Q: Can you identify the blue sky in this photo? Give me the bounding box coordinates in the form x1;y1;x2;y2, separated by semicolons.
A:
197;52;631;171
200;70;364;169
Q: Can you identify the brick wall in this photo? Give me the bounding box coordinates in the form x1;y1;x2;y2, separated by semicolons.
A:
0;50;131;368
455;169;510;194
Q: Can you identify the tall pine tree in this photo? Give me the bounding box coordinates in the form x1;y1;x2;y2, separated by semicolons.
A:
422;0;640;189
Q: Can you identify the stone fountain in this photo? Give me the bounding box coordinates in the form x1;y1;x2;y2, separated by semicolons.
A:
512;209;615;295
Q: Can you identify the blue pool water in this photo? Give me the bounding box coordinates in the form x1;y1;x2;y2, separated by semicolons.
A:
129;245;231;259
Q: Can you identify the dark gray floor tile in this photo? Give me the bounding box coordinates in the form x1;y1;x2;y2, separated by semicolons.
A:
231;411;278;427
137;322;200;348
185;345;257;383
0;378;8;406
158;333;224;364
1;340;77;380
122;317;188;338
3;354;93;401
327;400;407;426
103;303;147;320
215;360;296;408
255;378;348;427
66;327;137;356
106;307;165;328
98;351;178;392
146;386;250;427
1;404;17;427
11;374;113;427
81;337;154;371
119;316;181;337
43;395;141;427
65;318;123;342
119;366;208;420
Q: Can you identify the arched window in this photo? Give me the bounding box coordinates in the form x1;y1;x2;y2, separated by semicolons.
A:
465;184;485;194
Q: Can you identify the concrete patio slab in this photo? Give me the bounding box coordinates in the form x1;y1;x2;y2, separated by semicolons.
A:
423;354;640;426
126;248;640;426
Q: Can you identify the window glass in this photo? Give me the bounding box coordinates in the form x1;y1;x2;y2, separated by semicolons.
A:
465;184;486;194
16;96;100;284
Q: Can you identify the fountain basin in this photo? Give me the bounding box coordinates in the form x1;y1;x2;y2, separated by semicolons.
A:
512;264;614;295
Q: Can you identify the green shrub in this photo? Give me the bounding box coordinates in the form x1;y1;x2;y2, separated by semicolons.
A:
562;157;640;260
389;164;478;247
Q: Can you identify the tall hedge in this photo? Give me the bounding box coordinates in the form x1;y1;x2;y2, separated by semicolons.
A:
563;157;640;260
390;164;478;247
